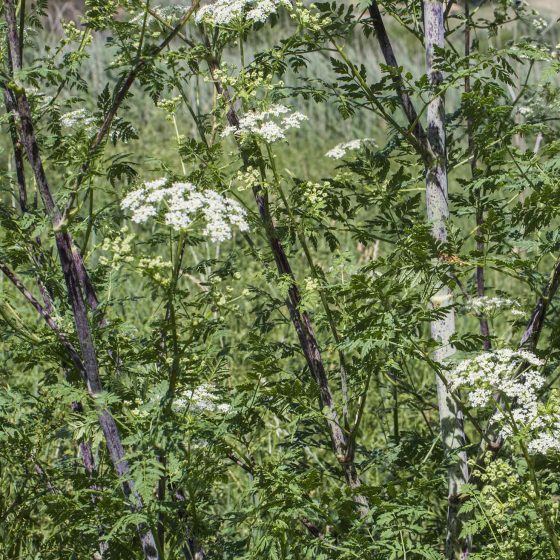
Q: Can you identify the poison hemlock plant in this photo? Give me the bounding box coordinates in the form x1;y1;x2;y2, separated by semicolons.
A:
1;0;560;558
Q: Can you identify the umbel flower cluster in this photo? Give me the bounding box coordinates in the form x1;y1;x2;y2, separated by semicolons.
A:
221;105;308;143
130;4;190;26
466;296;525;317
325;138;374;159
60;108;96;133
173;384;231;414
121;179;249;242
130;384;230;418
448;350;560;454
196;0;289;25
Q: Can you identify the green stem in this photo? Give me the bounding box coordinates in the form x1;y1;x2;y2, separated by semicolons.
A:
17;0;24;58
82;187;94;257
329;36;430;160
136;0;151;61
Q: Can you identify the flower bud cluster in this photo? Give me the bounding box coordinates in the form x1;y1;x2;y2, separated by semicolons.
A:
138;256;172;286
302;180;329;207
157;96;183;118
235;167;262;192
210;66;282;98
288;1;331;31
99;228;135;269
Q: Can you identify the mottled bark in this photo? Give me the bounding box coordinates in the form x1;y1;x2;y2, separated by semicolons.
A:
3;2;159;557
3;94;27;210
207;57;369;515
423;1;470;558
3;58;104;551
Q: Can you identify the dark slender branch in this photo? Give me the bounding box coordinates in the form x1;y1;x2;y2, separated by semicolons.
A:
0;260;85;374
368;1;427;148
17;0;24;59
4;59;103;549
205;52;369;515
3;2;160;557
475;257;560;461
33;461;61;495
520;258;560;349
0;229;104;549
0;259;103;500
443;0;455;21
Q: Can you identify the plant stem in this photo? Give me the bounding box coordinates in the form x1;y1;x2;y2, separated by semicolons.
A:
464;0;490;351
423;1;470;557
264;143;351;430
500;401;560;556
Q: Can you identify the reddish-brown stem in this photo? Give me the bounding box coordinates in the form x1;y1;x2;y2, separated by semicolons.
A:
4;1;160;557
206;53;369;514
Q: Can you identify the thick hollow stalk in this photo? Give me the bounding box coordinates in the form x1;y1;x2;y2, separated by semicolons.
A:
423;1;470;557
3;2;160;557
204;55;369;515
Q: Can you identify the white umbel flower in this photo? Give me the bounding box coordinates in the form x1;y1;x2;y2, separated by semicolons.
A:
196;0;288;25
325;138;374;159
467;296;524;317
448;350;560;454
60;108;96;132
130;4;191;26
221;105;308;143
528;428;560;455
173;384;230;414
121;178;249;242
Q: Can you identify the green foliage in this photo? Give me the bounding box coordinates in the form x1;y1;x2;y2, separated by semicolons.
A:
1;0;560;558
